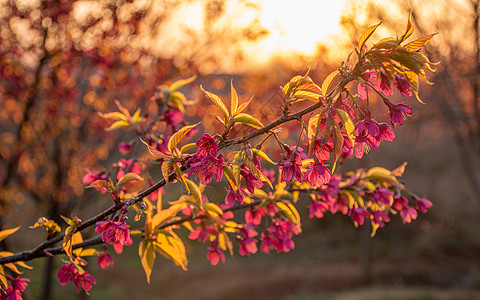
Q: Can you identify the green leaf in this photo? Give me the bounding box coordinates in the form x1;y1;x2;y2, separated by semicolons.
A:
139;240;156;284
358;22;382;52
334;108;355;146
0;227;20;243
252;148;276;164
321;70;340;96
167;123;200;153
169;75;197;92
233;113;264;129
230;80;238;116
200;85;230;119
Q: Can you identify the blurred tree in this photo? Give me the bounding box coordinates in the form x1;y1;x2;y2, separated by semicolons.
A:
0;0;267;298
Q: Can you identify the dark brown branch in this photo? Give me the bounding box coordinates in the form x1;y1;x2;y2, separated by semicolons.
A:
0;74;355;265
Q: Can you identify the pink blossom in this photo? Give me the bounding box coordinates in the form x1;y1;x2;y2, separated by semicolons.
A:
309;199;329;219
195;134;218;158
238;226;258;256
207;241;225;265
393;74;412;97
372;188;393;206
384;99;412;126
164;109;184;128
371;210;390;227
118;142;132;154
241;170;264;194
311;140;332;162
97;250;114;269
349;206;369;225
279;153;303;183
400;207;418;223
95;219;131;252
188;154;224;185
414;196;432;213
57;264;96;294
245;207;266;225
225;189;245;207
303;163;331;186
82;169;109;185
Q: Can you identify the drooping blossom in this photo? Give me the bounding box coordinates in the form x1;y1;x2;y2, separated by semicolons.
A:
238;224;258;256
384;99;413;126
349;206;369;226
414;196;433;213
57;264;96;294
400;206;418;224
309;198;329;219
372;188;393;206
357;70;393;99
311;140;332;162
245;207;267;225
241;170;264;193
0;276;29;300
207;240;225;265
393;73;412;97
97;248;114;269
225;189;245;207
188;154;224;185
371;210;391;228
303;162;331;187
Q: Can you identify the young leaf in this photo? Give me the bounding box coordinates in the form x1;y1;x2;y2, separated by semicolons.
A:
117;172;143;187
0;226;20;243
141;138;171;159
246;158;272;188
167;122;200;153
169;74;197;92
233;113;264;129
139;240;156;284
236;95;254;114
404;33;438;52
334;108;355;146
161;159;173;183
223;165;239;190
180;143;196;154
358;22;382;52
200;85;230;119
321;70;340;96
399;13;414;43
230;80;238;116
184;179;202;203
252;148;276;164
331;121;344;173
307;111;324;154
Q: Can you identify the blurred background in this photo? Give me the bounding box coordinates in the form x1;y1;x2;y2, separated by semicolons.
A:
1;0;479;299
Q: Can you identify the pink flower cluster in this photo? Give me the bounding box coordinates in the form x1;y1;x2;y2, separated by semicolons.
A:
95;219;132;254
0;276;29;300
57;264;96;294
188;134;223;185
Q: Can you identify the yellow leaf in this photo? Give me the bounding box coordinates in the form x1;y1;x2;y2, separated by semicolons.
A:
307;111;324;154
230;80;238;116
78;248;98;257
0;226;20;243
251;149;276;164
204;203;223;216
358;22;382;52
399;12;414;42
169;75;197;92
391;162;408;177
184;179;202;203
246;158;272;189
200;85;230;119
168;123;200;153
331;121;344;173
5;263;22;274
98;111;128;121
141;138;171;159
117;172;143;187
180;143;196;154
321;70;340;96
14;261;33;270
334;108;355;146
151;203;186;228
139;240;156;284
106;120;130;131
0;266;6;288
236;95;254;114
161;159;173;183
154;232;188;271
404;33;438;52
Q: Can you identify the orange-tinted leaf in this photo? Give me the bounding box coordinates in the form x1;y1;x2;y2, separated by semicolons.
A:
139;240;156;284
391;162;408;177
169;75;197;92
358;22;382;52
161;159;173;183
246;158;272;188
404;33;437;52
141;138;171;159
200;85;229;119
331;121;344;173
399;12;414;42
236;95;254;114
334;108;355;146
117;172;143;186
321;70;340;96
0;226;20;243
167;123;200;153
252;148;276;164
230;80;238;116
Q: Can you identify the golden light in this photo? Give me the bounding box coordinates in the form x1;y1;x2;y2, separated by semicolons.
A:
245;0;347;63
